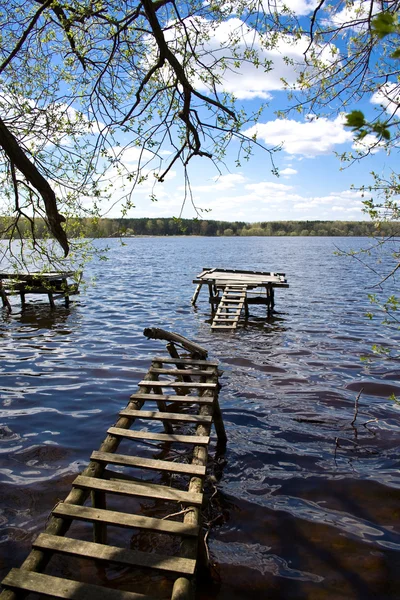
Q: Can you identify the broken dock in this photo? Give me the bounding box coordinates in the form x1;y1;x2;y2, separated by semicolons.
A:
0;328;226;600
0;271;80;311
192;267;289;330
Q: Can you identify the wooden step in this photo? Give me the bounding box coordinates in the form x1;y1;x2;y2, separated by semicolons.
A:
138;381;217;389
73;475;203;506
153;357;218;366
53;503;199;536
120;408;213;424
2;569;154;600
33;533;196;575
211;325;238;329
129;393;214;405
108;426;210;445
149;368;215;376
91;450;206;476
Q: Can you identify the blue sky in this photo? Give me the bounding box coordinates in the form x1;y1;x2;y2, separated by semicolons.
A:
96;0;395;223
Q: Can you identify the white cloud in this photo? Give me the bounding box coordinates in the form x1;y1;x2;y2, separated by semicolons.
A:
371;82;400;117
188;173;246;193
269;0;319;15
164;17;335;101
280;167;298;176
329;0;380;28
244;115;353;156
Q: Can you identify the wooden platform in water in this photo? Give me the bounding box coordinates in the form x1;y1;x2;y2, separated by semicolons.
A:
192;267;289;329
0;271;80;311
0;328;226;600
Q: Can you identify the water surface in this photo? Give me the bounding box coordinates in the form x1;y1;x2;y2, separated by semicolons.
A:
1;236;399;599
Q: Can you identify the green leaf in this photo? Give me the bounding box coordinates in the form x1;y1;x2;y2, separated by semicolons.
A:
372;12;397;38
345;110;366;129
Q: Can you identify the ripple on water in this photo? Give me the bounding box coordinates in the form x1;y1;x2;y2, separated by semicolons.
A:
1;236;400;598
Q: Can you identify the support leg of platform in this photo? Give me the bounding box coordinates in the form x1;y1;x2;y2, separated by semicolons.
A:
47;293;55;309
91;490;107;544
0;282;11;312
191;283;202;306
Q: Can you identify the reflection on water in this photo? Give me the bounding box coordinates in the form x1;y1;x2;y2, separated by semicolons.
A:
1;236;400;598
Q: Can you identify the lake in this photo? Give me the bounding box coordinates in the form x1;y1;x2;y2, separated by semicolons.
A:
1;236;400;599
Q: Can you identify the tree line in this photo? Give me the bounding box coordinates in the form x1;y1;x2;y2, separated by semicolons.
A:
1;217;399;239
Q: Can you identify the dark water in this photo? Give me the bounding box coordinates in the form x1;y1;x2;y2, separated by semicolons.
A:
1;236;400;599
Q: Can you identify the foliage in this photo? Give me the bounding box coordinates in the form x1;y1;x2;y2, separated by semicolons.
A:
0;0;286;269
2;216;399;238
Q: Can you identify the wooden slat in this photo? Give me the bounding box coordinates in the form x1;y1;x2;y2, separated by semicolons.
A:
152;357;218;366
149;368;215;376
73;475;203;506
91;450;206;476
107;427;210;445
33;534;196;575
129;393;214;405
53;503;199;536
2;569;153;600
119;408;213;424
138;381;216;389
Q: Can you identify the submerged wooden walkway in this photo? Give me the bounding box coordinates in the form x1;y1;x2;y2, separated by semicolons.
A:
192;267;289;330
0;328;226;600
0;272;80;311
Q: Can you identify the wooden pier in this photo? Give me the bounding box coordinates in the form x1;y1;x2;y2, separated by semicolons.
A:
0;271;80;311
0;328;226;600
192;267;289;330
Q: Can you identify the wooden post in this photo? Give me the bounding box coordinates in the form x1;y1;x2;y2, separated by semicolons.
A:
47;293;55;309
191;283;202;306
152;359;173;434
0;281;11;312
91;490;107;544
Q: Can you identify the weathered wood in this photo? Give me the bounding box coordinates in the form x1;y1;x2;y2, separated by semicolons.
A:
0;369;162;600
0;331;227;600
33;534;196;575
149;368;215;376
119;408;213;424
2;569;153;600
53;504;200;536
73;475;204;506
152;357;218;366
130;393;214;405
191;283;202;305
152;359;173;434
91;450;207;476
138;381;217;389
107;427;210;445
143;328;208;358
91;489;107;544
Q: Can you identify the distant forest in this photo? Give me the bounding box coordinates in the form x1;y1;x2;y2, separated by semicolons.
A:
1;217;400;238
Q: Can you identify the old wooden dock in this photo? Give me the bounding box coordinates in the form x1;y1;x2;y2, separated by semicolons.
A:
0;328;226;600
192;267;289;330
0;271;80;311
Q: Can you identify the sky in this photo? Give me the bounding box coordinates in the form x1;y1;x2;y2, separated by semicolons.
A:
96;0;395;224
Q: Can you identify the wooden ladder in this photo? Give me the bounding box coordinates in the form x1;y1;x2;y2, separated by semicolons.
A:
0;329;226;600
211;285;248;330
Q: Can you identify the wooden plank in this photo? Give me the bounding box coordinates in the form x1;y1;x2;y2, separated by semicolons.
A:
33;534;196;575
138;381;217;389
149;368;215;376
129;393;214;405
107;427;210;445
211;325;238;329
53;503;199;536
152;357;218;366
73;475;203;506
119;408;213;424
2;569;153;600
91;450;206;476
